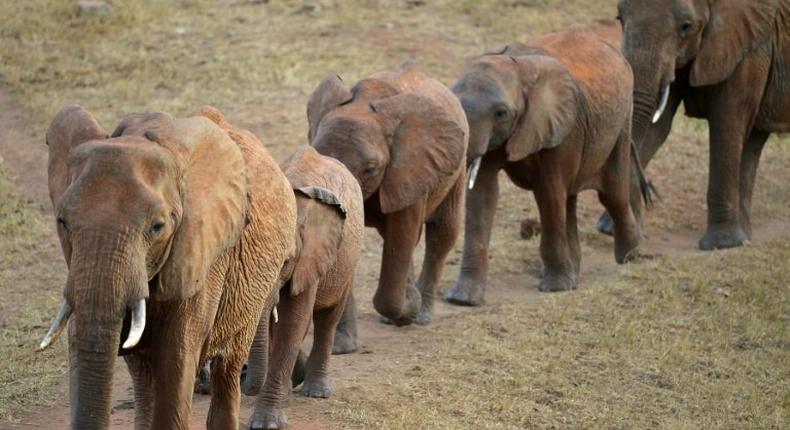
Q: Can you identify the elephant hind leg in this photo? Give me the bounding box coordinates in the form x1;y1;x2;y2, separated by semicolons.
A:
738;129;770;240
302;291;349;398
566;195;581;279
332;290;359;355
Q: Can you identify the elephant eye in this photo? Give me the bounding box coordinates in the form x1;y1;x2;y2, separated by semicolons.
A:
363;163;377;175
679;20;694;35
494;108;509;121
57;216;68;231
149;220;166;235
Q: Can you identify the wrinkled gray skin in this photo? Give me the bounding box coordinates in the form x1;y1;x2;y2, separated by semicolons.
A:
599;0;790;249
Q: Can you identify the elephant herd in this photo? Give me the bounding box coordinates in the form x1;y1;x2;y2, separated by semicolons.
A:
33;0;788;429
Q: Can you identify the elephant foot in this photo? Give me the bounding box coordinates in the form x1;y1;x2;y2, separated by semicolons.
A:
596;211;614;236
249;408;288;430
444;278;485;306
378;315;414;327
331;330;358;355
699;223;748;250
538;273;576;293
301;376;333;398
413;305;432;326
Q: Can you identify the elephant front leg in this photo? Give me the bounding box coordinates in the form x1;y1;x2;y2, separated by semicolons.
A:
534;175;575;292
699;60;766;250
332;290;358;354
372;203;425;325
207;351;245;430
445;159;500;306
738;130;769;240
125;353;154;430
151;344;201;429
414;176;464;325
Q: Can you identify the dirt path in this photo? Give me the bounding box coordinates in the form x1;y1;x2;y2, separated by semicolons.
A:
2;88;788;429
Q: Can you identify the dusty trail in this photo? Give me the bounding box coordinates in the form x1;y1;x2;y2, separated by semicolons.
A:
2;89;788;429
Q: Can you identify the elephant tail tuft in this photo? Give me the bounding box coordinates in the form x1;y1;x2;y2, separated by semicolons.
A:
631;140;660;209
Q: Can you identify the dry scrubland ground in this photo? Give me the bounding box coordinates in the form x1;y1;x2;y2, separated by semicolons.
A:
0;1;788;428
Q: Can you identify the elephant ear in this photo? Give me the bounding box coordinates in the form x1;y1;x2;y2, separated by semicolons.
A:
370;93;466;214
144;116;248;301
690;0;778;87
506;55;581;162
290;187;346;296
307;74;353;141
45;105;107;209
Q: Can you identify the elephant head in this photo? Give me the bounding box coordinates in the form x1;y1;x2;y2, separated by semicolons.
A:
306;73;466;214
616;0;780;142
39;105;248;428
452;51;582;185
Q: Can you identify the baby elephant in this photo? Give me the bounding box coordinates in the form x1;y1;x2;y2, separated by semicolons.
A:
246;146;364;430
447;25;644;302
307;61;469;327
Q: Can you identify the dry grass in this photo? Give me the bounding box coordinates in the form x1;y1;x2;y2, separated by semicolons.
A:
334;242;790;429
0;0;789;427
0;167;66;422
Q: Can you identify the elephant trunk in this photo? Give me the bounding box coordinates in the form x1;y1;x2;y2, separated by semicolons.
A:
63;232;149;429
624;44;675;147
69;318;120;430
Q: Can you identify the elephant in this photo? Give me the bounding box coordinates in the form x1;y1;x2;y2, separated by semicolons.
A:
37;105;297;429
305;61;469;326
598;0;790;249
243;145;365;429
445;24;644;303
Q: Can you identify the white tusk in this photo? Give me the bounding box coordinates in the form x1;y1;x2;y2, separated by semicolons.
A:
122;299;146;350
37;301;72;351
467;156;482;190
272;306;278;324
652;84;670;123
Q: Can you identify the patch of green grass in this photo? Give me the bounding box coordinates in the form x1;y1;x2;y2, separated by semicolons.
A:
0;168;67;423
334;242;790;429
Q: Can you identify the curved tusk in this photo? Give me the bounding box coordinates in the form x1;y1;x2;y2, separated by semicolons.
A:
467;156;482;190
122;299;146;350
272;306;278;324
37;301;72;352
652;84;670;123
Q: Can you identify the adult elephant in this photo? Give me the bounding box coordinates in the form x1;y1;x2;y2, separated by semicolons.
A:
600;0;790;249
306;62;468;326
37;105;296;429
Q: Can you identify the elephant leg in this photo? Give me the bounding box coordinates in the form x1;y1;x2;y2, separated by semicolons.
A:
566;195;581;279
206;350;245;430
372;202;425;325
597;87;680;235
125;353;154;430
302;290;348;398
332;289;359;355
445;155;501;306
738;129;769;240
249;284;315;430
414;177;464;325
151;342;201;429
600;129;641;264
699;57;766;250
534;174;574;292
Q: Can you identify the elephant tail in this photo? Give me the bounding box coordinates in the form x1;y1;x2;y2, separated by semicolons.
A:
631;140;660;208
